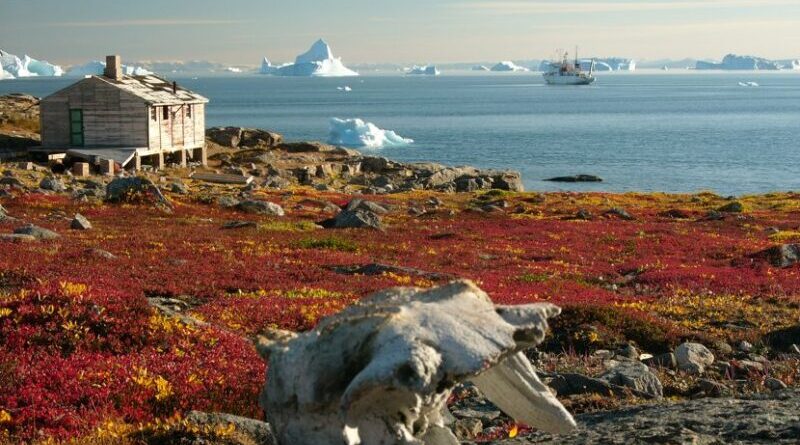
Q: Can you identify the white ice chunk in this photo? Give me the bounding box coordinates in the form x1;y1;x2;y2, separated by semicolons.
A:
491;61;529;72
328;118;413;149
66;60;152;77
0;50;63;77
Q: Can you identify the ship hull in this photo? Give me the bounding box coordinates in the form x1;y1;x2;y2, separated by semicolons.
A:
543;74;596;85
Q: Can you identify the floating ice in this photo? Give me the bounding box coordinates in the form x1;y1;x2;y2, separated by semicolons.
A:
491;61;529;72
472;65;490;71
66;60;152;77
738;81;760;87
260;39;358;77
406;65;440;76
0;49;63;77
336;86;352;92
225;67;242;73
328;118;413;149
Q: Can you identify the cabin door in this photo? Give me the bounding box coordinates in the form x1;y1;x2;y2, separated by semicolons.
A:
69;109;84;146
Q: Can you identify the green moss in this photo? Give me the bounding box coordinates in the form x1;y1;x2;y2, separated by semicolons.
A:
296;236;357;252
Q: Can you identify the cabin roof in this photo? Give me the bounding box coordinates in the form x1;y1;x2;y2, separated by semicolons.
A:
92;74;209;105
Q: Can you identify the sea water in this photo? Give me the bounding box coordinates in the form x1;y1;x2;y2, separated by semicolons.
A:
2;72;798;195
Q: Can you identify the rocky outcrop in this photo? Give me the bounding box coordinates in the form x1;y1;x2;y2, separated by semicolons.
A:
675;342;715;374
750;244;800;268
13;224;59;240
105;177;171;210
256;280;575;445
507;390;800;445
206;127;283;149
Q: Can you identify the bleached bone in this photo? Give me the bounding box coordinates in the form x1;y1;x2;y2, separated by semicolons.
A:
257;280;576;445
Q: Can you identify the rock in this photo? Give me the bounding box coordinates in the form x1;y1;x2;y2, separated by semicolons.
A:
604;207;635;221
327;263;456;281
765;377;788;391
508;389;800;445
85;248;116;259
105;177;171;209
13;224;60;240
222;221;258;229
718;201;745;213
701;210;726;221
321;208;382;230
451;407;501;424
574;209;593;220
170;182;188;194
70;213;92;230
453;418;483;440
599;361;663;399
237;200;285;216
0;234;36;243
659;209;692;219
675;342;715;374
39;176;65;192
456;177;480;192
492;172;524;192
345;198;389;215
255;280;576;445
218;195;240;208
738;341;753;353
207;126;283;148
279;141;335;153
263;175;292;189
643;352;677;369
615;344;639;360
545;175;603;183
765;324;800;352
184;411;277;445
750;244;800;268
0;177;24;187
696;378;726;397
733;360;765;375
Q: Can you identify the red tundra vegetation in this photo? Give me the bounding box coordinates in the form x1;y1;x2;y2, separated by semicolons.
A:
1;185;799;442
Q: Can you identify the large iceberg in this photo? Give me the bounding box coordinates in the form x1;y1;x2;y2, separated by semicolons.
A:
0;50;63;77
260;39;359;77
406;65;440;76
66;60;152;77
328;118;413;149
472;65;490;71
491;61;529;72
696;54;781;71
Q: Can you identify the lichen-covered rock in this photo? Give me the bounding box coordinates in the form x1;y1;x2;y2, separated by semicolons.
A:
599;361;663;399
321;208;383;230
105;177;171;210
751;244;800;268
675;342;715;374
237;200;285;216
70;213;92;230
256;280;575;445
39;176;65;192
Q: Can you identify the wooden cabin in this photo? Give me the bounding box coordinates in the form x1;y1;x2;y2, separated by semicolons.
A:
38;55;209;170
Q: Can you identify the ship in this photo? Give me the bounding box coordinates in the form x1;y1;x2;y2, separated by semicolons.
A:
543;49;596;85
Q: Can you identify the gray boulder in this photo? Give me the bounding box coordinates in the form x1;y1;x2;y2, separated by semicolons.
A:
675;342;715;374
185;411;277;445
237;200;285;216
71;213;92;230
39;176;65;192
218;195;240;208
105;177;171;209
14;224;60;240
599;361;663;399
751;244;800;268
321;208;382;230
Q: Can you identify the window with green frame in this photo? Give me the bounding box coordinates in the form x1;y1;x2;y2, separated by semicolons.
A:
69;109;84;146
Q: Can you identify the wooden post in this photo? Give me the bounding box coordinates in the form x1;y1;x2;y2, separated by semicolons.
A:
200;145;207;166
156;152;165;170
133;153;142;171
178;149;187;167
100;159;115;176
72;162;90;177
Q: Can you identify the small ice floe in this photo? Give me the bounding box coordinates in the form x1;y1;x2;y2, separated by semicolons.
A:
328;118;413;149
738;81;760;87
336;86;352;92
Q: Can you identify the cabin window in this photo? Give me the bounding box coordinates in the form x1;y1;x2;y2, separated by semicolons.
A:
186;104;192;118
150;107;157;121
162;106;170;120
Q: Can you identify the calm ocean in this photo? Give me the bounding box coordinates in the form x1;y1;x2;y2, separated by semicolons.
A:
2;72;799;194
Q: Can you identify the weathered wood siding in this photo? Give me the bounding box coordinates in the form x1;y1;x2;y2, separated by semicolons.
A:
40;77;149;148
147;103;205;150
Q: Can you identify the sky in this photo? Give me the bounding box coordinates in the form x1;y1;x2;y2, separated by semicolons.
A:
1;0;799;66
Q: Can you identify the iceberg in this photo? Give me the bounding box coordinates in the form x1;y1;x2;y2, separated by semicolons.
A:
225;67;242;73
696;54;781;71
0;50;63;77
406;65;440;76
66;60;152;77
328;118;413;149
260;39;359;77
491;61;529;72
472;65;490;71
738;81;760;87
336;86;353;92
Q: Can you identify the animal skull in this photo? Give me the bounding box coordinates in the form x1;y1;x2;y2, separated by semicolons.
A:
257;280;576;444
